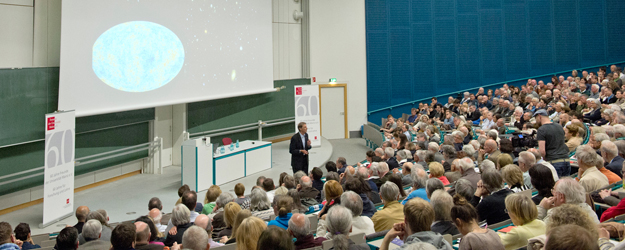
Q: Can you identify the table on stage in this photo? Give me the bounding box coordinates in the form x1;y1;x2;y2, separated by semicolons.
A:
181;138;272;191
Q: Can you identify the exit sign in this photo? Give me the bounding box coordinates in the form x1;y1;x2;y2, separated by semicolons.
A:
329;78;337;82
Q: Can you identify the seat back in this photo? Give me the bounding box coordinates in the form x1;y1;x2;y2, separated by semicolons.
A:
519;189;533;199
306;213;318;234
443;234;452;245
40;240;56;248
222;137;233;145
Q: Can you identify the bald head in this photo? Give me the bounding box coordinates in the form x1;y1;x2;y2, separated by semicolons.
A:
287;213;309;238
527;148;542;160
148;208;161;223
76;206;90;222
300;176;312;188
346;166;355;175
485;139;498;153
194;214;210;231
134;221;150;243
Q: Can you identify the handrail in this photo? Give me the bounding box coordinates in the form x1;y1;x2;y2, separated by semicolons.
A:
0;140;161;186
367;61;625;115
189;117;295;139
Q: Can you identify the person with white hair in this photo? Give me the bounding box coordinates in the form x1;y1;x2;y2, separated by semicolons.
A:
576;145;609;192
415;150;428;167
385;147;400;171
447;157;481;195
517;151;536;189
164;204;193;246
601;140;625;178
372;182;404;232
538;177;600;224
325;206;370;250
460;144;476;161
372;162;390;189
583;98;602;123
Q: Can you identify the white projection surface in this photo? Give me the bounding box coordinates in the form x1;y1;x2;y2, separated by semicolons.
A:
59;0;274;116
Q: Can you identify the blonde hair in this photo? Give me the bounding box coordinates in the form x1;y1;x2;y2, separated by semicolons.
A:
501;164;524;187
235;217;267;250
428;162;445;178
504;193;537;225
204;185;222;204
223;202;242;227
324;180;344;201
231;209;251;237
497;154;513;169
547;204;598;239
274;186;288;196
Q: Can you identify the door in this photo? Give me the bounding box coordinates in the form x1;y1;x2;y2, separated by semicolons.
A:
320;84;347;139
155;105;173;167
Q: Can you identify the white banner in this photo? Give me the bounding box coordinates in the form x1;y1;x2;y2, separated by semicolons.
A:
43;111;76;227
295;85;321;147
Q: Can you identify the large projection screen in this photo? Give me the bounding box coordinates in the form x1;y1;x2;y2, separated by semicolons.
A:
59;0;274;117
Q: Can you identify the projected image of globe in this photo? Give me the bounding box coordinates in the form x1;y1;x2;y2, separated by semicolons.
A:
92;21;185;92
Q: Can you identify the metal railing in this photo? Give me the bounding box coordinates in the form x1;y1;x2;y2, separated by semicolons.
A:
0;139;162;187
189;117;295;140
367;61;625;118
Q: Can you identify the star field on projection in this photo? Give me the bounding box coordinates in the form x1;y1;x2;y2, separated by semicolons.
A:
117;0;261;89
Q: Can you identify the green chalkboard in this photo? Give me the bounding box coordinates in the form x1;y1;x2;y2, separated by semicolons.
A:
187;78;310;144
0;67;153;196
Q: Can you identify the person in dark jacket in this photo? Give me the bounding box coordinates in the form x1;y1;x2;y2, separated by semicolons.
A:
470;170;513;225
602;141;625;178
13;223;41;250
110;223;135;250
344;178;377;218
163;205;193;247
430;190;460;236
583;99;602;123
290;122;312;174
310;167;325;196
298;176;320;207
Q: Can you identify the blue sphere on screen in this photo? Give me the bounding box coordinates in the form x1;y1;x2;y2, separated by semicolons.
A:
92;21;185;92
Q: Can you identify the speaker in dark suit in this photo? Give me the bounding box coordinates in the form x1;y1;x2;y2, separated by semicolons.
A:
290;122;312;174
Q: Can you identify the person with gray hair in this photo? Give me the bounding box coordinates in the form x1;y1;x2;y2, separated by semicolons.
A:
428;142;444;163
78;220;109;250
478;159;496;174
288;213;325;249
372;162;390;189
79;211;112;244
325;206;369;250
425;178;444;199
164;204;193;246
403;165;430;205
470;170;513;225
385;147;400;171
249;188;274;220
208;193;235;232
396;150;410;169
415;150;427;167
460;144;476;160
602;140;625;177
372;182;405;232
538;177;600;224
453;179;475;202
429;190;460;236
181;226;208;250
317;191;376;240
615;140;625;159
517;151;536;189
576;145;608;192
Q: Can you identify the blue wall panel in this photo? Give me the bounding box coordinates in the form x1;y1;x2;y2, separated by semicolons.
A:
365;0;625;116
579;0;606;66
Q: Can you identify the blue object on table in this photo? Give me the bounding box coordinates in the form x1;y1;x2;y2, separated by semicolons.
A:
236;139;239;148
220;146;225;154
229;144;234;151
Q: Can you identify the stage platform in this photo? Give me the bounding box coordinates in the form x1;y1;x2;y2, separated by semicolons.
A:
0;137;334;235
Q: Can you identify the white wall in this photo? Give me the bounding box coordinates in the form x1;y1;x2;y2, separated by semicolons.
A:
273;0;302;80
309;0;368;133
0;0;34;68
33;0;61;67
